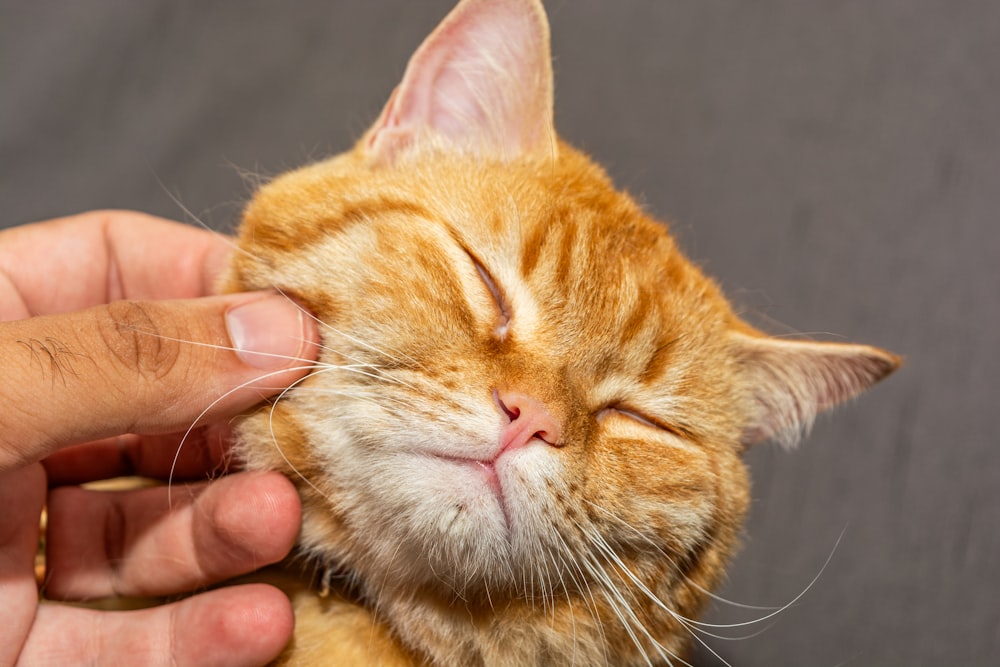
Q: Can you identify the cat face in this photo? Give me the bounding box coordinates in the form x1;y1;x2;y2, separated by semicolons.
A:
223;0;896;661
230;146;751;598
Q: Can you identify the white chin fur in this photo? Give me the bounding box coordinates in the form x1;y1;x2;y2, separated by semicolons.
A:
309;445;567;595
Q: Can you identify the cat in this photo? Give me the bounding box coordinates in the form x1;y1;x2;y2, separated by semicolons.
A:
220;0;899;664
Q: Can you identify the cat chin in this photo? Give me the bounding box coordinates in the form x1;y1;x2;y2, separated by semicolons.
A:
292;442;588;599
418;439;562;523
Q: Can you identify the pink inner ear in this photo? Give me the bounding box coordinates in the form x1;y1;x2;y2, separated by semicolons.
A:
365;0;556;163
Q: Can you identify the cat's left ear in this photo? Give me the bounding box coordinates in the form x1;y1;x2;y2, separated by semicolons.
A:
363;0;556;164
732;332;901;449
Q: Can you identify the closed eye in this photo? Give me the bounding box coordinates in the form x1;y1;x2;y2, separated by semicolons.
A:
467;252;511;338
597;405;683;437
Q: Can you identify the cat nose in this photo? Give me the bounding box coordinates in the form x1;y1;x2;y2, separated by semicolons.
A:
493;389;563;453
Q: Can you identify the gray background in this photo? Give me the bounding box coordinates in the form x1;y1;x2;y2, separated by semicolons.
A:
2;1;997;665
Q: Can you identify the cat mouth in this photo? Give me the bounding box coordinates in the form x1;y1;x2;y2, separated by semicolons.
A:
430;452;518;527
424;436;550;532
438;455;504;496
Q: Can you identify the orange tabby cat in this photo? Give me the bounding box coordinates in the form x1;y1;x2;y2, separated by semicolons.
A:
222;0;899;664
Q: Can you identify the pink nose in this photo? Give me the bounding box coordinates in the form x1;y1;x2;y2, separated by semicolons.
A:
494;390;563;454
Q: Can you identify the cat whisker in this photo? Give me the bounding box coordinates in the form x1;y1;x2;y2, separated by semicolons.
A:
152;169;218;232
309;337;421;391
134;330;329;377
120;326;337;504
591;520;716;667
303;308;429;377
670;529;844;633
483;574;496;611
223;156;272;194
570;526;660;666
295;386;421;413
592;557;688;667
165;361;324;504
538;545;554;620
549;550;580;665
536;551;552;617
590;502;844;634
550;543;614;667
576;570;612;667
262;368;340;504
591;566;667;667
146;325;411;401
556;537;611;664
320;363;410;386
580;509;839;666
676;619;780;643
583;520;733;665
583;499;787;615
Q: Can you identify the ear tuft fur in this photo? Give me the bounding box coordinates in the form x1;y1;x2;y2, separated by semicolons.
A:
733;333;901;448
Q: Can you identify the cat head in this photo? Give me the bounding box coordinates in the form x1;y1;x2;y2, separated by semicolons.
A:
224;0;898;661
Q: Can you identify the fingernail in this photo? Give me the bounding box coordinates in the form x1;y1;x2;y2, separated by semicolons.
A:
226;294;307;370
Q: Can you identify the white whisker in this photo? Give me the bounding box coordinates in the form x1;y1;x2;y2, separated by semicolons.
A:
588;535;688;667
578;500;847;665
165;362;321;505
264;367;337;503
284;292;427;374
135;329;326;370
672;528;845;632
584;500;782;614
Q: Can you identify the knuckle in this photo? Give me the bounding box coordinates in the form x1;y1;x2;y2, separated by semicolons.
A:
95;301;183;380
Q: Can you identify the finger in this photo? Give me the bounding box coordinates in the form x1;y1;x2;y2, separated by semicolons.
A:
0;465;46;667
0;292;319;470
45;471;300;599
19;584;293;667
0;210;233;320
43;425;233;486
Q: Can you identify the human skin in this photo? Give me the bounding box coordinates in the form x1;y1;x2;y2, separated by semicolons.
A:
0;210;320;666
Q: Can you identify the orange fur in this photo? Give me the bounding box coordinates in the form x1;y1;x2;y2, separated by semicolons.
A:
221;0;898;664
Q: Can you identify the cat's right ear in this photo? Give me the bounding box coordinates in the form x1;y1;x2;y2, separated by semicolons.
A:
362;0;556;164
732;333;901;449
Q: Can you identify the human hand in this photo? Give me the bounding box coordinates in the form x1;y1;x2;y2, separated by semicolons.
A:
0;211;320;666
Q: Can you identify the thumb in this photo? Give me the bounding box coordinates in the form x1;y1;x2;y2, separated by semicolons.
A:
0;292;319;471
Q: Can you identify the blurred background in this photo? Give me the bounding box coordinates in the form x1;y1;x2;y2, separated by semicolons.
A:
2;1;997;664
